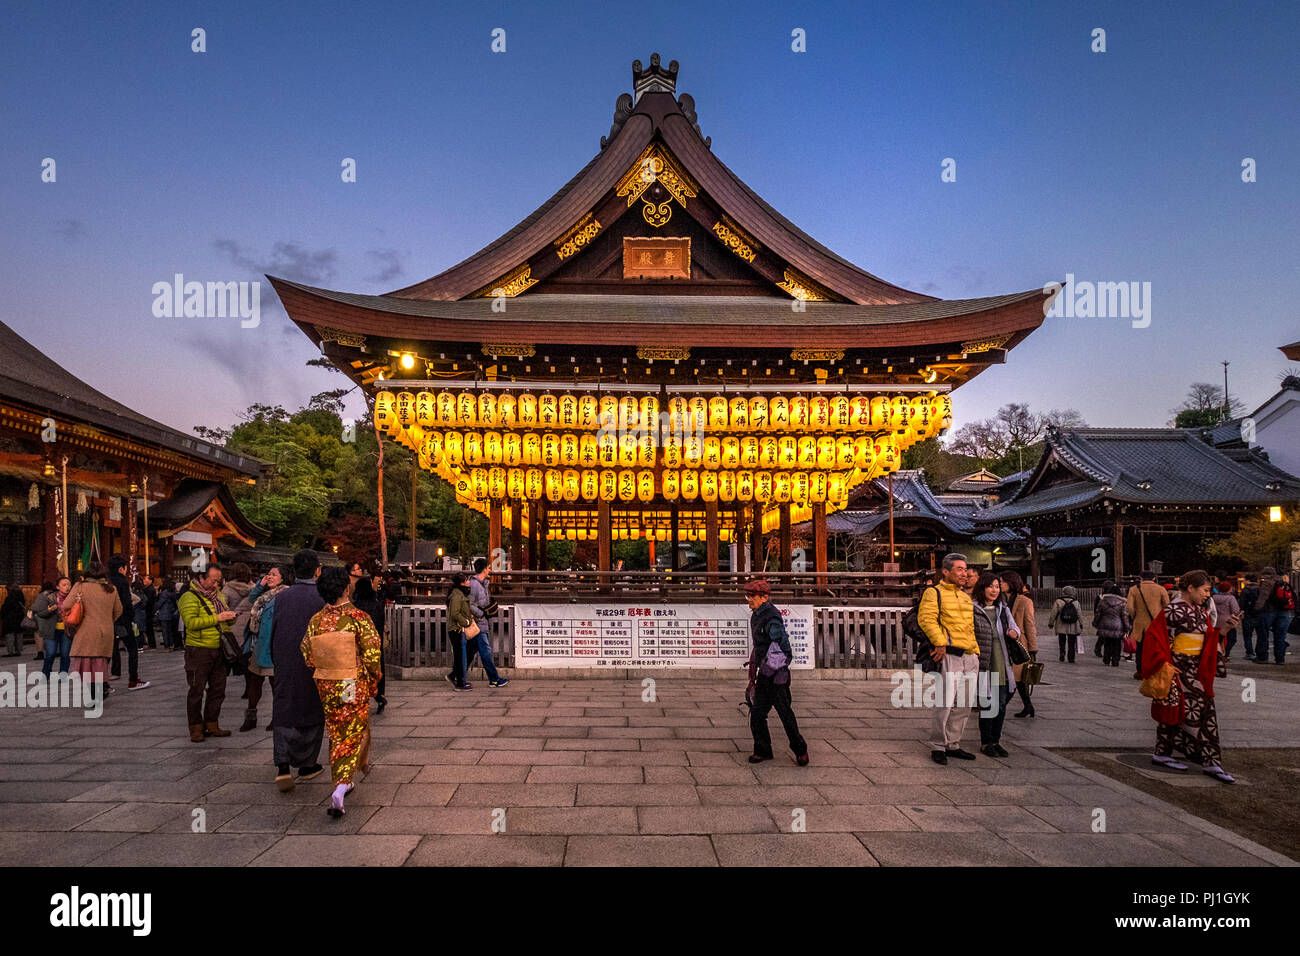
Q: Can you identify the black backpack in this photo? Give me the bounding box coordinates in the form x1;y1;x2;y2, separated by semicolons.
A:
1058;598;1079;625
903;586;943;673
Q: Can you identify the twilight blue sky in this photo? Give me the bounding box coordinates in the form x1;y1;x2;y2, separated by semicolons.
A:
2;0;1297;439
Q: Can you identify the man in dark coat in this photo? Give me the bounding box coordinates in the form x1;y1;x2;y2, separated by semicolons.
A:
108;554;148;689
743;578;808;766
269;549;326;790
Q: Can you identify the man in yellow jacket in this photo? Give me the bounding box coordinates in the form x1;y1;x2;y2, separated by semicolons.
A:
918;553;980;765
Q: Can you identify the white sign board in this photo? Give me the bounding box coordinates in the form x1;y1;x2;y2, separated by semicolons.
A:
513;603;815;669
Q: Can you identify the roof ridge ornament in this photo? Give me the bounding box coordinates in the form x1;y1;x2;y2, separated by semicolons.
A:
633;53;678;103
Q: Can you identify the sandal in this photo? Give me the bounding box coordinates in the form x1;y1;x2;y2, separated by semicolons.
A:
1151;755;1187;771
1202;766;1235;784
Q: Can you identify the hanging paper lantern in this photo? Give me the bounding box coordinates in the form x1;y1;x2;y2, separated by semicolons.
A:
396;391;417;427
477;393;497;427
769;396;790;429
502;432;522;466
463;432;483;466
809;471;828;502
667;397;689;436
870;396;891;430
579;433;598;468
482;431;502;464
763;436;782;469
683;434;703;467
797;435;817;468
544;470;563;502
853;436;875;469
640;396;659;431
702;436;721;469
736;470;754;502
562;469;580;502
748;396;768;430
599;469;618;501
488;467;507;499
828;471;848;503
708;396;728;430
454;474;473;500
850;395;872;429
934;394;953;429
496;393;517;428
597;430;618;466
517;393;538;426
471;469;490;500
522;432;542;466
889;396;910;433
816;436;837;469
662;435;683;469
754;471;774;502
700;470;719;502
661;470;680;500
558;394;578;429
560;433;579;467
637;470;655;503
507;468;525;500
720;436;740;469
580;470;599;500
617;433;637;467
614;396;635;432
617;470;637;502
443;431;464;466
680;469;699;501
598;395;618;429
375;391;397;434
719;470;736;503
423;434;443;467
688;396;708;433
836;436;855;468
831;395;852;430
637;432;656;468
454;392;475;426
874;436;899;472
538;394;558;428
789;396;809;429
415;391;436;427
433;391;455;426
809;395;831;429
791;471;810;503
541;433;560;468
729;397;749;430
740;436;760;469
773;471;792;503
578;394;598;429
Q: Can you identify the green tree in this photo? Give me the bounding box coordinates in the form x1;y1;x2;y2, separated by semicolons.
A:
1205;512;1300;571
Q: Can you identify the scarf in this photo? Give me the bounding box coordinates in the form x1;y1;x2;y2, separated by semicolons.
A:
248;583;286;635
193;578;228;613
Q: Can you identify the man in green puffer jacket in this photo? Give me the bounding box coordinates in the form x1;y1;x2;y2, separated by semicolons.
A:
178;566;237;742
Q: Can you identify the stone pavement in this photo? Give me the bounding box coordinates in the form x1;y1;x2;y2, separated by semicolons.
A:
0;642;1295;867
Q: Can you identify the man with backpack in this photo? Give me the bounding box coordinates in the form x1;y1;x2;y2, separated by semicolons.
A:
1049;585;1082;663
1126;571;1170;677
742;578;808;766
917;553;980;765
1238;574;1261;660
1254;567;1295;665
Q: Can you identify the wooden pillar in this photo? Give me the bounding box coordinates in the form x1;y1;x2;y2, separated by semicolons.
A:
597;499;611;591
779;504;791;572
537;502;548;572
1113;520;1125;580
510;500;522;573
705;499;719;593
814;500;828;590
1028;533;1041;590
124;493;139;580
750;505;762;574
670;504;680;572
488;500;502;572
41;484;59;584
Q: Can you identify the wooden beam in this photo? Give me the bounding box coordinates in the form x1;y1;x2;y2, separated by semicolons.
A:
705;499;719;593
814;500;828;590
488;499;502;570
597;499;611;591
510;499;522;572
779;505;791;572
750;505;762;573
1113;520;1125;579
670;504;680;572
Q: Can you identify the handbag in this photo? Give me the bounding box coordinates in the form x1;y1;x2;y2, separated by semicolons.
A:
194;591;245;672
20;610;38;632
463;618;480;639
62;596;84;628
1000;605;1029;666
1139;660;1177;699
1021;660;1044;686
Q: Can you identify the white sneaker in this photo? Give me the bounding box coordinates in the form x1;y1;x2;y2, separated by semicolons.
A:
1151;754;1187;770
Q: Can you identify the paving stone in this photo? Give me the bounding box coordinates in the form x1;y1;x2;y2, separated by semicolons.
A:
565;835;717;866
506;807;640;835
478;749;584;765
411;765;530;784
898;805;989;832
576;784;700;806
1141;831;1279;867
73;802;198;832
526;765;645;784
64;762;199;782
714;833;881;866
447;784;577;807
1021;804;1190;834
856;831;1037;866
698;785;826;806
586;750;690;766
860;766;984;785
955;805;1061;833
152;803;250;833
0;830;134;866
638;806;778;834
1003;832;1195;867
815;785;949;805
391;784;459;806
932;784;1076;806
0;781;110;802
202;782;326;805
361;807;502;835
643;766;695;784
252;835;421;866
407;835;568;866
216;803;308;833
286;804;380;835
778;804;918;833
0;802;120;831
750;766;870;786
90;833;279;866
450;737;543;750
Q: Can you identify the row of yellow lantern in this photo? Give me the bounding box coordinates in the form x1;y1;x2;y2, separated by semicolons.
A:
403;429;908;471
376;391;951;436
445;467;859;504
543;526;737;542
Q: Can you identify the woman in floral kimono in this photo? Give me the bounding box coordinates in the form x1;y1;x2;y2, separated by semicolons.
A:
301;566;383;818
1140;570;1232;783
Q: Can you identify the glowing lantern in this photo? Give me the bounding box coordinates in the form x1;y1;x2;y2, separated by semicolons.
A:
443;431;464;466
683;434;703;467
662;435;683;469
539;433;558;468
836;436;855;468
729;397;749;430
488;467;506;499
736;470;754;502
375;391;397;434
640;396;659;430
482;431;501;464
933;394;953;429
708;396;729;430
497;393;517;428
797;436;817;468
475;393;495;427
471;469;489;500
809;395;831;429
598;395;618;429
423;434;443;467
719;470;736;502
617;470;636;502
560;433;579;467
828;472;848;503
763;437;782;469
507;468;525;499
721;436;740;469
850;396;872;429
831;395;851;429
464;432;483;466
870;396;890;430
680;469;699;501
598;431;617;466
774;471;792;503
581;470;599;500
809;471;828;502
637;470;655;502
702;436;721;469
434;391;455;426
525;469;544;500
515;393;537;426
502;432;522;466
456;392;476;426
789;396;809;429
558;394;578;428
875;436;899;472
889;396;910;433
618;433;637;468
522;432;542;466
562;469;580;502
634;433;653;468
662;470;680;500
578;395;598;429
533;394;554;428
454;473;472;499
769;396;790;429
416;391;436;427
545;471;563;503
688;396;708;433
816;436;837;469
396;392;417;427
741;436;760;469
599;470;617;501
853;436;875;469
668;397;689;435
792;471;810;503
748;396;768;430
754;471;774;502
700;471;718;502
579;433;598;468
618;396;639;431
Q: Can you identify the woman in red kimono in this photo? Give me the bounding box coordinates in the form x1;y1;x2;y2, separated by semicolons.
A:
1140;569;1232;783
301;566;383;818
